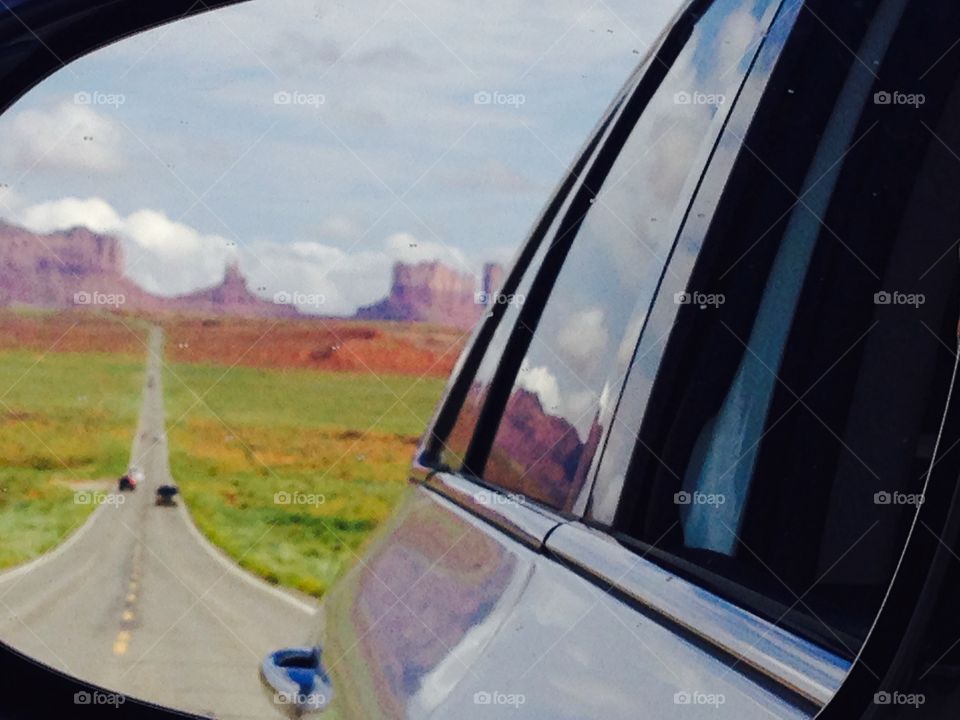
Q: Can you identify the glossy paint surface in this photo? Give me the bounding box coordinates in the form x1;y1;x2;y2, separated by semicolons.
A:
319;484;816;718
309;1;839;717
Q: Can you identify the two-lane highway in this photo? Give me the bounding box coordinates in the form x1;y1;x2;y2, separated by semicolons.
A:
0;327;317;719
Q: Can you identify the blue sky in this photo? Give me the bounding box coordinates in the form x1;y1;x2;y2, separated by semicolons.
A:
0;0;683;314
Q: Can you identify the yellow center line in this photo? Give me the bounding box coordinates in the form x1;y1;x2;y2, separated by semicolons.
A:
112;630;130;656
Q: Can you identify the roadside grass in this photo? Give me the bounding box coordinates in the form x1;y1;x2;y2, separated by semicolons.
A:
0;336;144;569
164;361;446;598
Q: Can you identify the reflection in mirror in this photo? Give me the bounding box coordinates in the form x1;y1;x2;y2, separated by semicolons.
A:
0;1;683;717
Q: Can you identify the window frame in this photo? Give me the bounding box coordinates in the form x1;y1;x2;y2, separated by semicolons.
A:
588;0;960;664
588;0;874;653
416;95;624;475
425;0;789;520
416;0;711;480
459;0;716;489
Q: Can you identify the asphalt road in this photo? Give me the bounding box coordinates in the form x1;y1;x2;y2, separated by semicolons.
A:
0;327;318;719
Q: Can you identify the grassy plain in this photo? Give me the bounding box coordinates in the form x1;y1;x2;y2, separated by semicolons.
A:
162;319;458;597
0;310;144;568
0;309;460;597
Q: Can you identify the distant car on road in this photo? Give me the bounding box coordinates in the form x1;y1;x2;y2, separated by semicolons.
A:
155;484;179;507
117;465;143;492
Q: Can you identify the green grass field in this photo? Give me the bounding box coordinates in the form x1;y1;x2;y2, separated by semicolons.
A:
0;348;144;568
163;361;446;597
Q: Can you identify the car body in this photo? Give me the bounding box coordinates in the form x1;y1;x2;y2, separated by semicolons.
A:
260;1;960;718
117;466;142;492
155;485;179;507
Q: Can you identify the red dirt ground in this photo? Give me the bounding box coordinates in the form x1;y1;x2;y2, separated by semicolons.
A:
0;310;145;355
159;316;469;377
0;310;471;378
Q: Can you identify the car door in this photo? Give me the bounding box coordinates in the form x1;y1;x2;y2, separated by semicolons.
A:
578;0;960;719
293;1;846;718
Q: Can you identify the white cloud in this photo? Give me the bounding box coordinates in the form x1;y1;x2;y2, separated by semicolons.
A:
515;357;597;439
5;101;125;173
122;210;235;294
557;307;609;373
14;196;231;296
517;358;563;413
18;196;122;234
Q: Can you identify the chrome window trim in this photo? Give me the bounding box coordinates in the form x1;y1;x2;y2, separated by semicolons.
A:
420;470;562;549
545;522;850;707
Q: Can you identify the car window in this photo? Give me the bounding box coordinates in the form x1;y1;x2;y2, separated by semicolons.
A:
475;0;783;512
611;0;960;653
438;232;551;471
430;97;622;473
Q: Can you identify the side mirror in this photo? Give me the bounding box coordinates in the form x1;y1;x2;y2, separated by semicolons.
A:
260;646;333;717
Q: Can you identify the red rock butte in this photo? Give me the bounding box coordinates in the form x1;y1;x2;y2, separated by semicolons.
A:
356;260;505;329
0;220;294;317
0;220;506;327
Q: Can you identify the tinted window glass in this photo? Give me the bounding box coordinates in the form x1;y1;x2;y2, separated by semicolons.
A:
439;238;550;471
481;0;781;511
433;100;625;472
615;0;960;650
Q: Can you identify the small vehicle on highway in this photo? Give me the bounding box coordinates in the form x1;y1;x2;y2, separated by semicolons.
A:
155;485;179;507
117;465;142;492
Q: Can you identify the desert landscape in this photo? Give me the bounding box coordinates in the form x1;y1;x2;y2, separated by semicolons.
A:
0;218;494;597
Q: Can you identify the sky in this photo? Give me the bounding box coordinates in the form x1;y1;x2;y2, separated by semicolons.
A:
0;0;685;315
